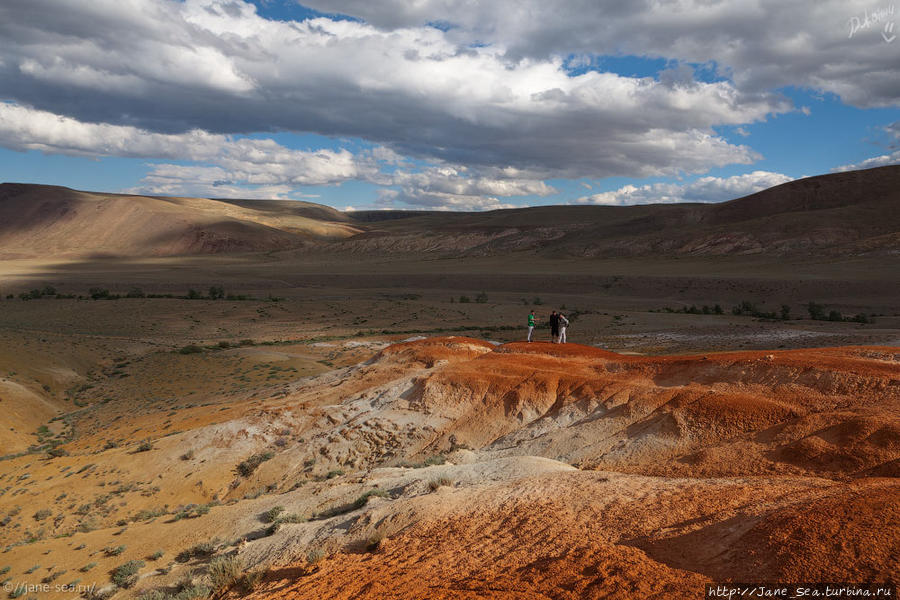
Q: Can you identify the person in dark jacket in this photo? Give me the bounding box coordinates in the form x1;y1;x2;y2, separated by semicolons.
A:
549;311;559;343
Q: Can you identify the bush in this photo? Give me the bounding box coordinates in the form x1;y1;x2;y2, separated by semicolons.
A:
475;292;488;303
262;506;284;523
111;560;144;588
148;551;164;561
236;452;274;477
89;288;110;300
780;304;791;320
176;540;219;562
33;509;52;521
178;345;203;355
208;286;225;300
187;289;203;299
136;441;153;452
428;477;453;491
807;301;826;320
458;296;470;303
828;310;843;322
325;469;344;479
126;287;145;298
424;455;446;466
207;555;243;591
306;549;324;564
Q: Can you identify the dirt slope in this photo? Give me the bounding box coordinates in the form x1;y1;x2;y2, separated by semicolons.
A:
0;184;360;258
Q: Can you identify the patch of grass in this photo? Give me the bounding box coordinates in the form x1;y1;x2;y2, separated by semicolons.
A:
207;555;243;592
175;539;219;563
111;559;144;588
306;548;324;564
104;545;126;557
261;506;284;523
148;550;164;561
424;455;446;466
428;477;453;491
33;509;52;521
325;469;344;479
238;570;265;593
135;441;153;452
80;562;97;572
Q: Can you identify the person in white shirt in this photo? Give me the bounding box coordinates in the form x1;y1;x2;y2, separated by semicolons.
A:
558;313;569;344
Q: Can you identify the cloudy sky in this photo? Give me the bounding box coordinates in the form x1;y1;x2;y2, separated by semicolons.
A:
1;0;898;211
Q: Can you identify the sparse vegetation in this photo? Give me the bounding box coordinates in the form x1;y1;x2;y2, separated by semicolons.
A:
104;545;126;557
429;476;453;491
236;452;274;477
262;506;285;523
111;560;144;588
176;539;219;562
178;344;203;355
207;555;243;591
80;562;97;572
306;548;324;564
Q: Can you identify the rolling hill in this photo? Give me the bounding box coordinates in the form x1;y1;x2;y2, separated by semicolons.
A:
1;165;898;259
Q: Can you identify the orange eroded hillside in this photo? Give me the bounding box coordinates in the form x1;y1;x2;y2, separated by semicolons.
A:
0;337;896;599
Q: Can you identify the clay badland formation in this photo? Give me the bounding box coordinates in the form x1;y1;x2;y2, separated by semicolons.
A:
0;167;897;599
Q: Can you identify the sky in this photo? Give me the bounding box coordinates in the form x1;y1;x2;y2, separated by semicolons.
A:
0;0;898;211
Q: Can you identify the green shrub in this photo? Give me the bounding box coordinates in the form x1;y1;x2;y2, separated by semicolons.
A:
458;295;470;303
136;441;153;452
306;548;324;564
112;560;144;588
178;345;203;355
475;292;488;303
33;509;52;521
80;562;97;572
148;551;164;561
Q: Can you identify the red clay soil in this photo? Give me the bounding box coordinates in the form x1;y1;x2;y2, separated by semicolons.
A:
242;498;712;600
240;340;898;599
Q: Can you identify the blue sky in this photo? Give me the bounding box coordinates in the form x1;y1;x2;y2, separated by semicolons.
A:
0;0;898;210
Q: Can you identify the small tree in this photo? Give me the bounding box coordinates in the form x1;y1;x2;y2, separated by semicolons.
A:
828;310;843;322
458;295;470;303
807;301;826;320
187;289;202;299
208;285;225;300
475;292;488;304
780;304;791;320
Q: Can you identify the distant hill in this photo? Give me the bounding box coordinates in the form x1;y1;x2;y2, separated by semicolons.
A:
0;184;361;259
1;165;898;259
336;165;900;258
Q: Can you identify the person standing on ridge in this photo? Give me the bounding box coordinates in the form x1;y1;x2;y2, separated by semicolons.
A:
558;312;569;344
549;310;559;343
527;310;536;342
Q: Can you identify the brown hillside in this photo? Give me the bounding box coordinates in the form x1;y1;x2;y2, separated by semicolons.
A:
0;184;360;258
2;165;898;259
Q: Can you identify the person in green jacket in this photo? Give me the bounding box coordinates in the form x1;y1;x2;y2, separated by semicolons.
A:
527;311;535;342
